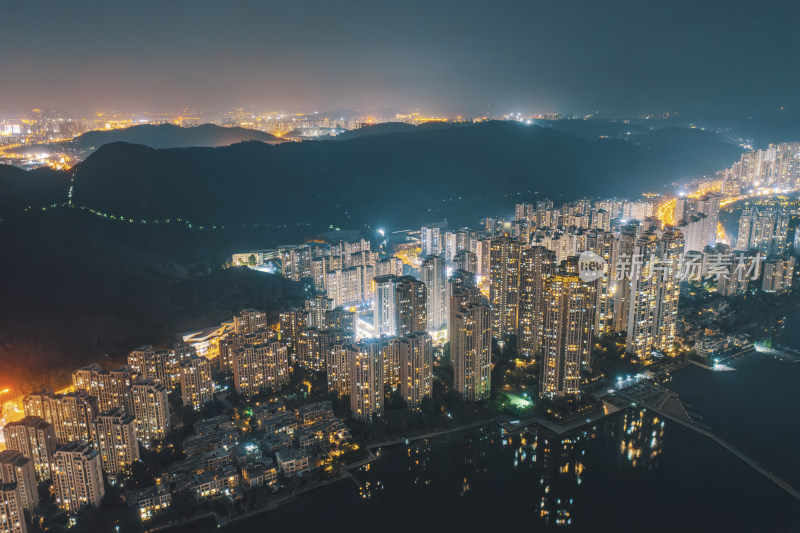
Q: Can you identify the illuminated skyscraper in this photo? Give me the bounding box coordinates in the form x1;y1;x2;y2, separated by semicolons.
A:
372;275;428;338
22;391;98;445
350;340;385;422
305;295;334;328
761;256;794;293
2;417;57;480
399;333;433;408
517;246;556;359
622;200;655;221
297;327;322;369
325;307;356;336
375;257;404;278
420;226;441;257
448;271;482;348
130;380;170;447
72;365;133;413
128;345;188;390
475;237;492;278
625;228;684;359
515;203;535;222
420;255;448;331
180;355;214;409
326;265;375;308
232;341;290;397
373;275;400;337
590;209;612;232
441;231;458;262
280;245;313;281
311;255;337;292
736;207;789;256
611;223;637;332
0;482;26;533
279;308;309;361
395;276;427;336
451;294;492;401
696;193;721;247
382;337;402;389
585;230;614;334
233;308;268;335
0;451;38;513
327;344;355;396
453;250;478;274
52;441;105;513
540;259;597;399
490;236;520;339
93;407;139;476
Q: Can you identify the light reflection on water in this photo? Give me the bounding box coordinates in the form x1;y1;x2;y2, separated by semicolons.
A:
230;384;800;532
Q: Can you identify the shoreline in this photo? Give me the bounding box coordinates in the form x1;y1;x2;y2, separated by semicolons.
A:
157;415;506;531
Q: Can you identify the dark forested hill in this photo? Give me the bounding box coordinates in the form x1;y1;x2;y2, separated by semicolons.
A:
0;164;69;216
0;208;304;391
72;123;281;149
69;121;743;229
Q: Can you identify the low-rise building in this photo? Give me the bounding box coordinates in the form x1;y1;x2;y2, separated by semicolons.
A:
275;448;311;477
241;459;277;489
175;465;240;500
296;401;334;424
263;433;292;453
183;427;238;458
256;411;297;435
169;447;232;478
125;484;171;522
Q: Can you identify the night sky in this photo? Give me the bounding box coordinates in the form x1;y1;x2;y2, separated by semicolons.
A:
2;0;799;116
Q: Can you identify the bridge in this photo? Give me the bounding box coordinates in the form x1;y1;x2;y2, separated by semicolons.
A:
771;345;800;362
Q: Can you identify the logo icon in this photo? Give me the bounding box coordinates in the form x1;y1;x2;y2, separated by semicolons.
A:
578;250;607;282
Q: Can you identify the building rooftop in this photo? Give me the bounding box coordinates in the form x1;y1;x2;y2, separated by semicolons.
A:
56;440;98;458
276;447;309;462
5;415;52;430
0;450;30;468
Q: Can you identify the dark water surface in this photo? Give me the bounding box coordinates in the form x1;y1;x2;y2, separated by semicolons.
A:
225;369;800;532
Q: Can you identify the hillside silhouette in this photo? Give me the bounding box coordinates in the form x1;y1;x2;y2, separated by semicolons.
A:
0;164;69;216
8;123;284;160
69;121;742;229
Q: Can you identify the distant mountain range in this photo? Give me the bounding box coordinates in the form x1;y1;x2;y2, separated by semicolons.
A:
73;123;282;149
332;121;458;140
8;123;283;159
66;120;743;230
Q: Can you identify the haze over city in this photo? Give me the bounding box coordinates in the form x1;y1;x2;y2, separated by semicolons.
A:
2;0;799;117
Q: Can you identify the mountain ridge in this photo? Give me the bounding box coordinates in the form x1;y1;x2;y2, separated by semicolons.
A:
67;121;743;229
7;123;284;160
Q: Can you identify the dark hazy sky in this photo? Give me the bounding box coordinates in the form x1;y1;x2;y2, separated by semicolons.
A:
2;0;798;117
